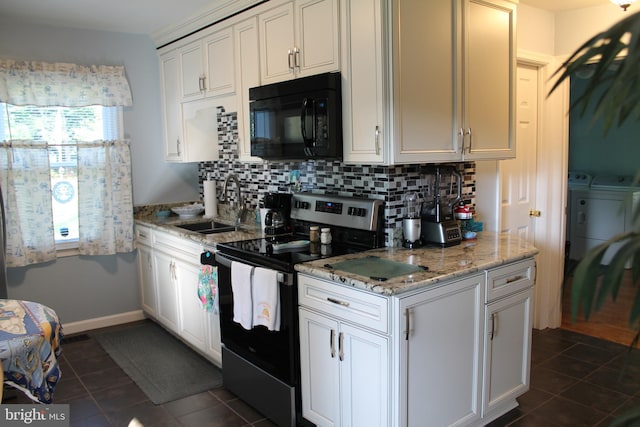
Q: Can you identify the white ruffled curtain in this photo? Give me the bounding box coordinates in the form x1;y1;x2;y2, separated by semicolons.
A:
0;59;134;267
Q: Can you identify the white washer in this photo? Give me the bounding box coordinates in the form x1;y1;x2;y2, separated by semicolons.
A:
567;171;592;248
569;174;639;266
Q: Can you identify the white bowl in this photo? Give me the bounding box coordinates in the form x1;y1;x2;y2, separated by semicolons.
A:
171;204;204;218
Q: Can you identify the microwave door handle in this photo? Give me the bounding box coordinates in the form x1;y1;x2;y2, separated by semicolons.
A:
300;98;315;156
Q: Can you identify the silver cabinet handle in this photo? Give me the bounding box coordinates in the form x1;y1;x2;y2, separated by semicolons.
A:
293;47;300;69
465;128;472;153
287;49;294;71
330;329;336;358
198;76;205;92
506;275;525;284
338;332;344;361
375;126;380;155
404;308;411;341
138;231;147;239
176;139;181;157
491;312;498;341
458;128;465;153
327;297;350;307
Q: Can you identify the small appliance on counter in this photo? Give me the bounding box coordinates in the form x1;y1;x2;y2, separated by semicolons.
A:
421;166;462;247
402;191;422;248
263;192;292;237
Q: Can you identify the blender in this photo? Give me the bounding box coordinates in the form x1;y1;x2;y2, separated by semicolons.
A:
402;191;422;248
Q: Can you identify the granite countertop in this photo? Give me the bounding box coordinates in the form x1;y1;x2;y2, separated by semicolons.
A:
295;232;538;296
135;213;263;247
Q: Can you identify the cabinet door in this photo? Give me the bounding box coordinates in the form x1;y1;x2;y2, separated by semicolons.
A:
341;0;386;164
392;0;460;163
137;243;157;317
462;0;516;159
180;41;205;101
153;250;180;333
340;322;389;427
482;288;533;416
399;274;483;427
234;17;262;161
259;3;296;84
299;308;340;427
295;0;340;78
175;258;208;353
181;97;222;162
159;50;183;161
204;27;236;98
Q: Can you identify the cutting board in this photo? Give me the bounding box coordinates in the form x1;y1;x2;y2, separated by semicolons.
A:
327;256;425;281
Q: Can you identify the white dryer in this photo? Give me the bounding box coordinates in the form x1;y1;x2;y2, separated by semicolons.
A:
569;174;639;266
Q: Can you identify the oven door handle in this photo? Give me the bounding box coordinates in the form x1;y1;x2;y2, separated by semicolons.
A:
213;252;294;286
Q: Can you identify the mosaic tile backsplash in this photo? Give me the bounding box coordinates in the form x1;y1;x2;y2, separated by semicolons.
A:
199;107;476;247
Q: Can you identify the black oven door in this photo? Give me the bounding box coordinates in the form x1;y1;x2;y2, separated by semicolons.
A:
249;91;341;160
209;251;299;386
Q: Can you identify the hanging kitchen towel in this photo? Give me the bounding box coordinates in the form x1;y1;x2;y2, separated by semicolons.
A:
231;261;254;330
197;264;219;314
251;267;280;331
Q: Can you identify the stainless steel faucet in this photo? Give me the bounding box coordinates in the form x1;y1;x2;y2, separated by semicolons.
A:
221;173;244;230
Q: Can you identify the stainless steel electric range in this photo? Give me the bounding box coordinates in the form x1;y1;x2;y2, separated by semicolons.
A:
203;193;384;427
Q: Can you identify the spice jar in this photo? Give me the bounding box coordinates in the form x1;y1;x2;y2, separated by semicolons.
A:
309;226;320;243
320;228;332;244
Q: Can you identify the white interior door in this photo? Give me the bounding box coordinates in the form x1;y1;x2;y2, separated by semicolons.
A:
500;64;538;241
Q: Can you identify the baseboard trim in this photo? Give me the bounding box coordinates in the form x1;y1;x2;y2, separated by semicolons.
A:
62;310;146;335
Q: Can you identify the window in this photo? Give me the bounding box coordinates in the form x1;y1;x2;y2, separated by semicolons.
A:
0;104;123;248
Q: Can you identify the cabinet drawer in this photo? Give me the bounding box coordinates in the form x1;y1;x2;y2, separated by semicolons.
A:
153;229;203;261
298;274;389;334
135;224;153;246
486;259;535;302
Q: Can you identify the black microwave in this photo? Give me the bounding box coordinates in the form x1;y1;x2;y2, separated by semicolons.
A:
249;72;342;160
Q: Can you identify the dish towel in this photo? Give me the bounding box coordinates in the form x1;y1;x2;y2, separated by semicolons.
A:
252;266;281;331
197;265;219;314
231;261;254;330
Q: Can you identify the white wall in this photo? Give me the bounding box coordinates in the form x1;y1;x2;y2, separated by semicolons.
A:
517;4;555;56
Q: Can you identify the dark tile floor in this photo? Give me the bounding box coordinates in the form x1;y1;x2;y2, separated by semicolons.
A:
4;323;640;426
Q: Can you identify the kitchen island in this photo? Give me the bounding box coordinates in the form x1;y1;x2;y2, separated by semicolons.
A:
295;232;538;295
295;232;538;427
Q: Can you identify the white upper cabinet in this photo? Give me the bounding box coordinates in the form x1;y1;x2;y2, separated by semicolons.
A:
341;0;388;164
234;17;262;161
392;0;516;164
159;50;183;162
259;0;339;84
179;27;236;101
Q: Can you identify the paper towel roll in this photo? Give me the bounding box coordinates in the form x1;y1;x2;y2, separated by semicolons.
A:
203;180;217;218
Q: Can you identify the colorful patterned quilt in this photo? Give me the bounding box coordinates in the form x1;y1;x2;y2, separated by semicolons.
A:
0;299;63;403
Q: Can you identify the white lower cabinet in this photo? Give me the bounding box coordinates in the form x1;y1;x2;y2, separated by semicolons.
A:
298;257;535;427
398;273;484;427
136;226;157;317
153;249;181;334
298;274;390;427
136;225;222;366
299;308;389;427
481;259;536;421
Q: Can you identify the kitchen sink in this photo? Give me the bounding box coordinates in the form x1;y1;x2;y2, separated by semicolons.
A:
176;221;236;234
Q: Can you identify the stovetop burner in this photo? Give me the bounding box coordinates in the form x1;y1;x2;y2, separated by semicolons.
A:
216;193;385;272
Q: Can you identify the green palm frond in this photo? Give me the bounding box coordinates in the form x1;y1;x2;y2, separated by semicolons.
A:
551;11;640;350
551;11;640;131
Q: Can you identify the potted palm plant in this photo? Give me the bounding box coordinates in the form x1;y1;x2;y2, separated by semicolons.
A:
551;10;640;426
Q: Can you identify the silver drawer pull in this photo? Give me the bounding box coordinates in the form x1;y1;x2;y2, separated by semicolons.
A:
505;275;525;284
327;297;350;307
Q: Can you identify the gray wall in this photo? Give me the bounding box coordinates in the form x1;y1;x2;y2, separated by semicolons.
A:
0;20;200;325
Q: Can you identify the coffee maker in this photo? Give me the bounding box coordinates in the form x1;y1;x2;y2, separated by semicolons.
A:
263;192;292;237
421;166;462;246
402;191;422;248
